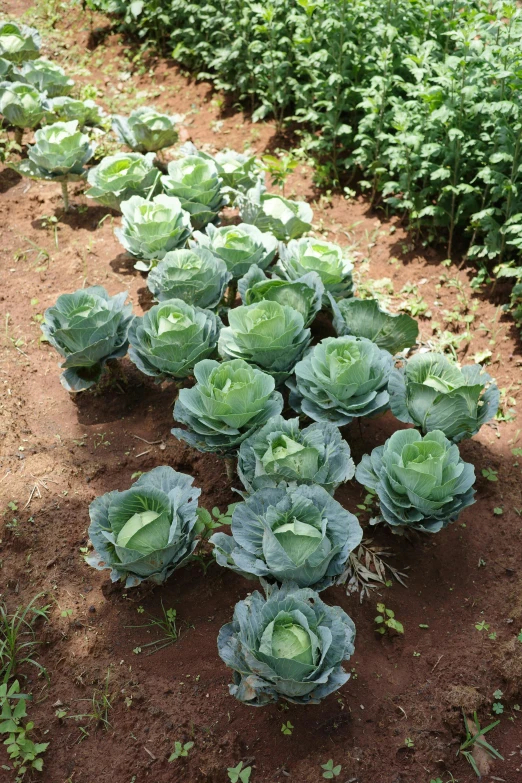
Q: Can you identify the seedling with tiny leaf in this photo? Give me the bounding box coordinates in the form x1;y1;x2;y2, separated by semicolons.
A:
168;740;194;761
281;721;293;736
321;759;342;779
375;603;404;635
458;710;503;777
227;760;251;783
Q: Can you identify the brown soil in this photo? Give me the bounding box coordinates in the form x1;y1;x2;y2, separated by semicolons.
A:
1;3;522;783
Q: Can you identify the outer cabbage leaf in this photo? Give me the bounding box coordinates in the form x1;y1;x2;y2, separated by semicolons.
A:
86;152;160;211
43;96;106;128
0;80;44;128
112;106;181;152
240;185;313;241
191;223;277;280
0;22;41;64
330;296;418;354
162;154;225;229
16;58;74;97
238;265;323;327
277;238;353;304
147;247;231;309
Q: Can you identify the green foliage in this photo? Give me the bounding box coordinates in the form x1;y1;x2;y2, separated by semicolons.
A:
168;740;194;761
16;57;73;97
374;602;404;635
147;247;232;309
0;681;49;779
113;106;180;153
128;299;221;382
330;297;419;355
41;285;133;392
0;22;41;64
276;238;353;305
0;595;49;685
43;96;106;128
192;223;277;280
389;352;500;443
238;264;324;327
162;154;225;230
237;414;354;495
458;710;503;777
227;761;251;783
356;429;476;533
217;582;356;705
241;188;312;241
211;484;362;589
172;359;284;456
288;335;393;426
321;759;342;779
86;152;160;211
12;120;93;182
87;466;201;588
115;193;192;270
0;81;44;129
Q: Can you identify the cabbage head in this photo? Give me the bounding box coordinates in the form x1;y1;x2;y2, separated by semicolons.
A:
330;296;418;355
17;58;74;97
0;58;13;79
237;415;354;494
238;265;324;327
162;154;225;229
389;352;500;442
0;22;41;64
214;149;264;204
241;187;313;241
277;238;354;304
41;285;133;392
355;429;476;533
288;336;393;425
211;484;362;590
0;80;44;128
172;359;284;455
128;299;221;382
43;96;106;128
218;300;311;384
14;120;93;181
147;248;231;309
86;466;200;587
86;152;160;211
217;582;356;705
115;194;192;271
112;106;180;153
191;223;277;280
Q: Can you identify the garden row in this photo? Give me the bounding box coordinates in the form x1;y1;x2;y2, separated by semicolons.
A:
0;17;500;736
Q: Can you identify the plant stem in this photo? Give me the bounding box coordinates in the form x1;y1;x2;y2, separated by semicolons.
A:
14;127;23;147
61;181;69;211
224;457;236;481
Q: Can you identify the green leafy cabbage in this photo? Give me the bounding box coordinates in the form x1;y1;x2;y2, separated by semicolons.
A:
276;238;354;304
128;299;221;381
147;248;231;309
238;265;324;327
191;223;277;280
388;352;500;442
41;285;133;392
43;96;106;128
87;466;200;587
355;429;476;533
237;415;354;494
172;359;283;455
0;80;44;129
0;22;41;64
241;185;313;241
162;154;225;229
217;582;356;705
112;106;181;152
330;296;418;354
12;119;93;181
17;58;74;97
288;336;393;425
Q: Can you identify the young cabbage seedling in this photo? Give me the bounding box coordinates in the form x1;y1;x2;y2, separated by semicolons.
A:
375;603;404;635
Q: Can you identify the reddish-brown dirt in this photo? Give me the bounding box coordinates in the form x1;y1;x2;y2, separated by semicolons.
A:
1;3;522;783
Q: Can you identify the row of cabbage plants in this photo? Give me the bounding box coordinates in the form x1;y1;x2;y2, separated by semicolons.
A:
0;21;500;708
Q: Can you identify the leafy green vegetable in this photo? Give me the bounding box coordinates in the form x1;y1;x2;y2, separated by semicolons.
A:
389;352;500;442
241;185;313;241
147;247;232;309
288;335;393;425
115;193;192;271
218;582;356;705
162;154;225;229
330;296;418;354
128;299;221;381
172;359;283;455
0;22;40;64
87;466;200;587
356;429;476;533
276;238;354;304
43;96;106;128
238;264;324;326
41;285;133;392
86;152;160;211
191;222;277;280
237;415;354;494
112;106;181;152
16;58;74;97
211;484;362;589
218;300;311;384
11;119;93;181
0;80;44;129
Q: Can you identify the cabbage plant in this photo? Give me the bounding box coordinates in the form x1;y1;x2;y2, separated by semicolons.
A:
0;22;41;64
12;120;93;209
211;484;362;590
237;415;354;494
172;359;283;455
86;466;200;587
241;185;313;241
238;265;323;327
162;155;225;229
17;58;74;97
330;296;418;355
288;336;393;425
43;96;106;128
191;223;277;280
112;106;181;153
355;429;476;533
86;152;160;211
276;238;354;304
41;285;133;392
128;299;221;382
0;58;13;79
218;300;311;384
389;352;500;442
147;248;231;309
0;81;44;142
115;194;192;271
214;149;264;205
217;582;356;706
